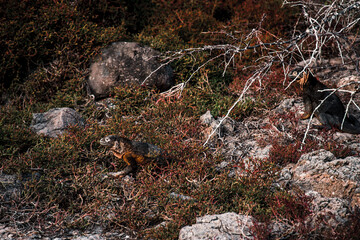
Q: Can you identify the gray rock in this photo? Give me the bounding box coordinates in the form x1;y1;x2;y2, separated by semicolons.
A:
216;161;229;171
200;112;276;177
305;191;352;232
71;234;104;240
277;150;360;235
88;42;174;98
269;221;293;239
169;192;195;201
179;212;255;240
274;98;296;114
199;110;215;125
30;108;84;137
279;150;360;206
0;173;22;202
332;132;354;142
201;113;238;142
336;75;360;92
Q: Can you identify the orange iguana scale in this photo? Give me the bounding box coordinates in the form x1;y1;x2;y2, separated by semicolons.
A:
100;135;164;176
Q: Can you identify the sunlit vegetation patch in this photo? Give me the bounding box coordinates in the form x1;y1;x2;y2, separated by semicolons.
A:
1;83;314;238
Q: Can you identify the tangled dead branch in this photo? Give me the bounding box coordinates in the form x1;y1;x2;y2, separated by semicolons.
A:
145;0;360;145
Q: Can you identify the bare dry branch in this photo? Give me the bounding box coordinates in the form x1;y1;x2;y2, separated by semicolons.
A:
145;0;360;145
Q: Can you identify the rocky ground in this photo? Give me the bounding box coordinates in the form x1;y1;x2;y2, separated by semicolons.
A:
2;93;360;239
1;45;360;239
178;58;360;239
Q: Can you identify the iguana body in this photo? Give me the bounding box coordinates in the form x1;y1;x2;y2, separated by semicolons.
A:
290;69;360;134
100;135;164;176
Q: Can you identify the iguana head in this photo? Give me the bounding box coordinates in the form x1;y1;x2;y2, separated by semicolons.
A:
100;135;119;147
100;135;132;155
289;68;311;90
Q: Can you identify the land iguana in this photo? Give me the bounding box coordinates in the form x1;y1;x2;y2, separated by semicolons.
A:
100;135;165;177
289;69;360;134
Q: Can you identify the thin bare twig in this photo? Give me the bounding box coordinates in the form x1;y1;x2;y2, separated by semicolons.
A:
145;0;360;145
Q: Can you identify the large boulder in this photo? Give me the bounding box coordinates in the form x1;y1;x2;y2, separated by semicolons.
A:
88;42;174;98
30;107;84;137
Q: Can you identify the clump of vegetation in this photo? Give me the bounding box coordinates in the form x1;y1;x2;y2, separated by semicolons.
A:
0;0;126;103
266;111;355;166
1;85;307;239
